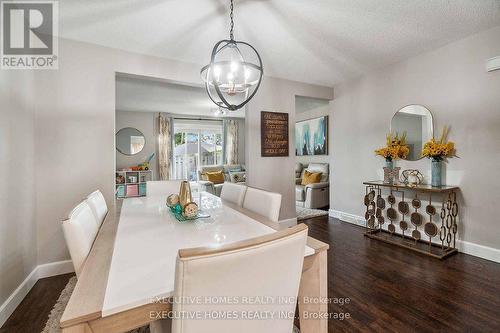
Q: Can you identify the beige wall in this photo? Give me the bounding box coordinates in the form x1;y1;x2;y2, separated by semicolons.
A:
116;111;157;178
295;104;331;165
34;39;201;264
31;38;332;265
331;26;500;251
246;79;334;221
0;71;37;307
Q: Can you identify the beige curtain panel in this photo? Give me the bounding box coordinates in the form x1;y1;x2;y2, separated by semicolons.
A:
158;113;172;180
225;119;239;165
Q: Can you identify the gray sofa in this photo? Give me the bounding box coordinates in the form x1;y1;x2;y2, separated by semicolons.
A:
198;164;246;196
295;162;329;209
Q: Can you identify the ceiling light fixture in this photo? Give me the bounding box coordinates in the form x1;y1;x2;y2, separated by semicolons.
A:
213;107;228;117
201;0;263;111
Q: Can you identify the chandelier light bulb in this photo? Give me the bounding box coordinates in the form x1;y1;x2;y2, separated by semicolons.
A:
230;61;239;72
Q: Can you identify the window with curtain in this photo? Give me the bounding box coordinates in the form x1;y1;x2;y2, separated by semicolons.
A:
172;119;223;181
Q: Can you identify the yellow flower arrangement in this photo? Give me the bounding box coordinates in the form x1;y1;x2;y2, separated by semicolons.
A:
422;126;456;161
375;132;410;161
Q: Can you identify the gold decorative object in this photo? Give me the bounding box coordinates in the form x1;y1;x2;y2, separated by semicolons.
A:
401;169;424;186
388;194;396;205
166;194;179;207
387;207;397;221
179;181;193;207
363;181;459;260
368;190;375;201
410;194;423;242
398;201;409;215
376;195;386;209
411;212;422;226
183;202;199;218
412;198;421;209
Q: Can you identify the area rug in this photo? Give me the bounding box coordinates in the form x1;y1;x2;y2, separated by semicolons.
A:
41;278;299;333
296;206;329;221
41;277;149;333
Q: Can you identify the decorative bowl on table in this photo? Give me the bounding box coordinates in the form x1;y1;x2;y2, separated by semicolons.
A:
166;182;209;222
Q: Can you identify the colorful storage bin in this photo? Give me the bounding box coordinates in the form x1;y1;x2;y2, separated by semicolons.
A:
126;184;139;197
116;185;126;198
139;183;147;196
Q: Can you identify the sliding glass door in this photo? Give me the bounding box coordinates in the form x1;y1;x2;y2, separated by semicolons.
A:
173;119;223;181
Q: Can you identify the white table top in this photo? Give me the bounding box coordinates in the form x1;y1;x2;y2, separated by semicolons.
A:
102;192;314;317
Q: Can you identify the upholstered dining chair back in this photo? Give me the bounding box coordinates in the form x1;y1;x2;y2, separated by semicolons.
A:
62;201;99;277
242;187;282;222
86;190;108;227
220;182;247;206
167;224;308;333
147;180;184;197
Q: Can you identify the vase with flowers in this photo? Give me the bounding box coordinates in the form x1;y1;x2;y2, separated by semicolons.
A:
375;132;409;183
421;126;456;187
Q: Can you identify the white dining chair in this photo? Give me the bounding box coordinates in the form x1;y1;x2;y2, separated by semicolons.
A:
62;201;99;277
220;182;247;206
242;187;282;222
150;223;308;333
86;190;108;227
147;180;184;197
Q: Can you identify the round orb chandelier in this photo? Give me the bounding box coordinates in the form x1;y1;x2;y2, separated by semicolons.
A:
201;0;263;111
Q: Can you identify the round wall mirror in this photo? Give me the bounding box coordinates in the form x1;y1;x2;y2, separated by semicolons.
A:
390;104;433;161
116;127;146;155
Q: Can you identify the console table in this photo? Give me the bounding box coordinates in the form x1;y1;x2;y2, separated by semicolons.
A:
363;181;459;259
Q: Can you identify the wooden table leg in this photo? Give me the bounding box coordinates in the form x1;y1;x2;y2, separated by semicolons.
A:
62;323;93;333
298;250;328;333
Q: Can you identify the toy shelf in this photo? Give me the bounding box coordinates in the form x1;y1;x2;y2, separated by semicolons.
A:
116;170;152;198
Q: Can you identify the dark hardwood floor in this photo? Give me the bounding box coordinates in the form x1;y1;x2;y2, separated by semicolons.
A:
301;217;500;333
2;217;500;333
0;273;74;333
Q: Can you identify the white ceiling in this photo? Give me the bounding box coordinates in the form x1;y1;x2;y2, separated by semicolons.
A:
115;75;245;117
61;0;500;87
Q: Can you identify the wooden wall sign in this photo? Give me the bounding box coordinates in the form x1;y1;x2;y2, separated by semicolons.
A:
261;111;289;157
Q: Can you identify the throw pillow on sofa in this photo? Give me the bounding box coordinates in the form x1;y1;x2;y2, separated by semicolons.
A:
205;171;225;184
229;171;246;183
301;170;322;185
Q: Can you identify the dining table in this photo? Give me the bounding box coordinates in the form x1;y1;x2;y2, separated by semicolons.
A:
60;191;329;333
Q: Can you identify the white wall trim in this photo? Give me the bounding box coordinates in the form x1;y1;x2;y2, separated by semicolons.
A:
0;268;38;327
328;209;365;227
37;260;74;279
329;209;500;263
0;260;74;327
280;217;298;228
456;240;500;263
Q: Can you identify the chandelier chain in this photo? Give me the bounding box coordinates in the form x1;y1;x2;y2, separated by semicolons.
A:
229;0;234;40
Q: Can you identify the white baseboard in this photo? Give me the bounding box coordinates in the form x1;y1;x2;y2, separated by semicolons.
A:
0;260;75;328
328;209;365;227
0;268;38;327
279;217;298;228
456;240;500;263
37;260;74;279
329;209;500;263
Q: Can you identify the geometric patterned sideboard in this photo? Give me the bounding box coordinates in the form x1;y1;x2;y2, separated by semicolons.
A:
363;180;459;259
